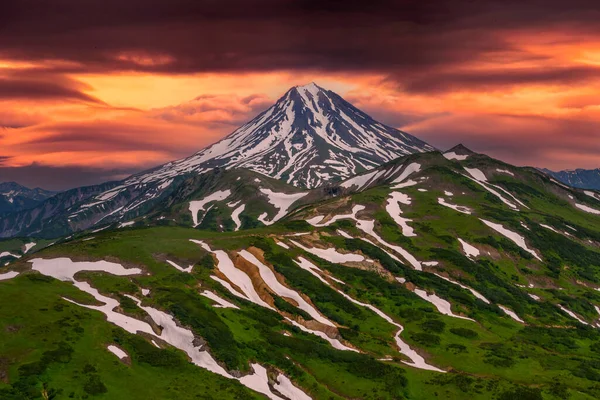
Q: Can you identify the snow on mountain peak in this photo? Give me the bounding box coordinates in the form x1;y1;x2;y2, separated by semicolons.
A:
55;84;435;231
295;82;322;97
128;83;434;189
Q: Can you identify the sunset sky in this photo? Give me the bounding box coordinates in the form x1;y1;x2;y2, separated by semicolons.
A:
1;0;600;190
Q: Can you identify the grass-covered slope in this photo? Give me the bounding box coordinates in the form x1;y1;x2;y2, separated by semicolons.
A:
1;149;600;399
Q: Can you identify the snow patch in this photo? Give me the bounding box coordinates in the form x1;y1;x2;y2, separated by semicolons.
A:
166;260;193;273
393;163;421;183
464;168;487;181
0;271;19;281
258;189;308;225
287;318;357;352
480;219;541;261
201;290;239;309
307;205;365;227
340;170;379;191
496;169;514;176
0;251;21;259
23;242;36;253
575;203;600;215
558;304;589;325
392;179;418;189
438;198;472;214
274;374;312;400
107;345;128;360
414;289;475;321
422;261;439;266
458;238;479;259
295;257;345;286
290;240;364;263
386;192;416;237
231;204;246;231
443;152;468;161
334;284;444;371
584;190;600;201
189;190;231;227
498;305;524;323
433;274;490;304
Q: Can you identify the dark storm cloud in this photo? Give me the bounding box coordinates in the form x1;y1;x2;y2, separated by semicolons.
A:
0;70;105;103
0;77;104;103
401;66;600;94
1;0;599;84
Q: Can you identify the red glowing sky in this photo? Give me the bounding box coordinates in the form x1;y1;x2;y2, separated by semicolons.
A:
1;0;599;189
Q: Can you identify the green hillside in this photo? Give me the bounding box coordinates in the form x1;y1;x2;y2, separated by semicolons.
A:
2;149;600;399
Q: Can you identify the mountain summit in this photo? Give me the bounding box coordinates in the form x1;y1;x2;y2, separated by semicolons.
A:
0;83;434;238
133;82;434;189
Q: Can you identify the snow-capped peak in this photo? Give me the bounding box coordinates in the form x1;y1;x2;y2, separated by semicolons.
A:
51;83;434;234
128;83;434;189
295;82;322;97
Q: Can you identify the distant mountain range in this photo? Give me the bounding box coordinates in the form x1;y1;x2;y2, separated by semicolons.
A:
0;83;433;238
541;168;600;190
0;182;56;215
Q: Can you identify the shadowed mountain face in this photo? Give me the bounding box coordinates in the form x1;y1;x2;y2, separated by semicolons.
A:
542;168;600;190
0;182;56;215
0;83;433;238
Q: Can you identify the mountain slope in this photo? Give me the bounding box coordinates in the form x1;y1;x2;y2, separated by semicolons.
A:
95;168;325;233
542;167;600;190
0;83;432;239
2;147;600;399
139;82;433;189
0;182;56;215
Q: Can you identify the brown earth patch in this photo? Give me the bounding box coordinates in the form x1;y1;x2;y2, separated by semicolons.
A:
231;251;276;307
